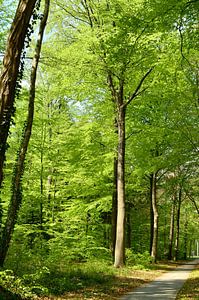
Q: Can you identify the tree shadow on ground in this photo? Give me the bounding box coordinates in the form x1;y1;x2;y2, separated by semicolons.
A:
0;286;22;300
150;261;182;272
36;269;151;300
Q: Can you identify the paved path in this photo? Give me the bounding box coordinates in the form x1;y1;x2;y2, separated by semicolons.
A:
120;259;199;300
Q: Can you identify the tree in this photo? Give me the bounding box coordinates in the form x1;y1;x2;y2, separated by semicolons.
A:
0;0;38;188
0;0;50;267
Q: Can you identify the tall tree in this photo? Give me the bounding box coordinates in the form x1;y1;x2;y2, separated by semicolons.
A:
79;0;155;267
0;0;37;188
0;0;50;267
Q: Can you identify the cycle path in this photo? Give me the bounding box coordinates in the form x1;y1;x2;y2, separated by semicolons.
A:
120;259;199;300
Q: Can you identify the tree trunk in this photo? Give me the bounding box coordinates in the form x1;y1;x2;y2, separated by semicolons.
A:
168;194;176;260
189;240;193;258
150;172;158;263
149;174;154;254
0;0;50;267
111;157;117;258
40;146;44;230
183;215;188;260
126;202;131;249
0;0;37;188
114;105;126;268
174;187;182;261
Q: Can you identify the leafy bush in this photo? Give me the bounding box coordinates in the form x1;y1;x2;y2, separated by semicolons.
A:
125;250;152;268
0;269;37;299
0;268;50;299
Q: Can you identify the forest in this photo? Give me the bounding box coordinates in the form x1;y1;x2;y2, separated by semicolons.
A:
0;0;198;299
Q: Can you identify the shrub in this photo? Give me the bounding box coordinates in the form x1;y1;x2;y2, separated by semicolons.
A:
126;250;152;267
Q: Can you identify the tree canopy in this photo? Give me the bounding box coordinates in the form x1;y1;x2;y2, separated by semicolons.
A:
0;0;198;297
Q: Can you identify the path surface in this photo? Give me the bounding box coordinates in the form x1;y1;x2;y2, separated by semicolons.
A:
120;259;199;300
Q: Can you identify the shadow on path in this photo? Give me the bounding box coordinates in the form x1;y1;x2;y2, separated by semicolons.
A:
120;259;199;300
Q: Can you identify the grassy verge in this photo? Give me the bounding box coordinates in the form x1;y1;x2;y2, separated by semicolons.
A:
0;260;181;300
176;264;199;300
36;261;178;300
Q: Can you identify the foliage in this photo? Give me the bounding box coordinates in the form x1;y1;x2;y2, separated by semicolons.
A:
126;250;153;269
0;0;198;297
0;269;38;299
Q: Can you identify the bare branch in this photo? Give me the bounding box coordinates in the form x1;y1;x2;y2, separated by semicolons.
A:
184;190;199;215
123;67;154;108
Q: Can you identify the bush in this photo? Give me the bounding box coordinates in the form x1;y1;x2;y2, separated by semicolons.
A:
126;250;152;267
0;269;37;299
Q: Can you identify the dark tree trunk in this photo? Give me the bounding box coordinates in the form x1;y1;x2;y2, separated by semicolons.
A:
0;0;50;267
189;240;193;258
0;0;37;189
168;194;176;260
126;202;131;249
174;187;182;261
183;216;188;260
150;172;158;263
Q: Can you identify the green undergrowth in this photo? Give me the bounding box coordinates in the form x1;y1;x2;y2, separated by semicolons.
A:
0;252;182;299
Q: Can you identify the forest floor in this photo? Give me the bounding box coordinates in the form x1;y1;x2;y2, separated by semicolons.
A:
37;261;199;300
1;260;198;300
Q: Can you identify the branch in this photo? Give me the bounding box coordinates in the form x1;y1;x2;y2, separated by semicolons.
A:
125;129;142;141
123;67;154;108
185;0;199;7
56;2;90;25
184;190;199;215
107;73;117;102
81;0;94;27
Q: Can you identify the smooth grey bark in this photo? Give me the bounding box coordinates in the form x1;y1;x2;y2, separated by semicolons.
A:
0;0;50;267
150;172;158;263
111;157;118;258
149;174;154;254
114;105;126;267
168;193;176;260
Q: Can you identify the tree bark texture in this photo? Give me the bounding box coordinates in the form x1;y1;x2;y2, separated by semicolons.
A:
183;216;188;260
114;105;126;268
149;174;154;254
174;187;182;261
150;172;158;263
0;0;37;188
111;157;118;259
168;193;176;260
0;0;50;266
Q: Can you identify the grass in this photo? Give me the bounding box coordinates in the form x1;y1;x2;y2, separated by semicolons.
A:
3;259;196;300
176;263;199;300
35;261;179;300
